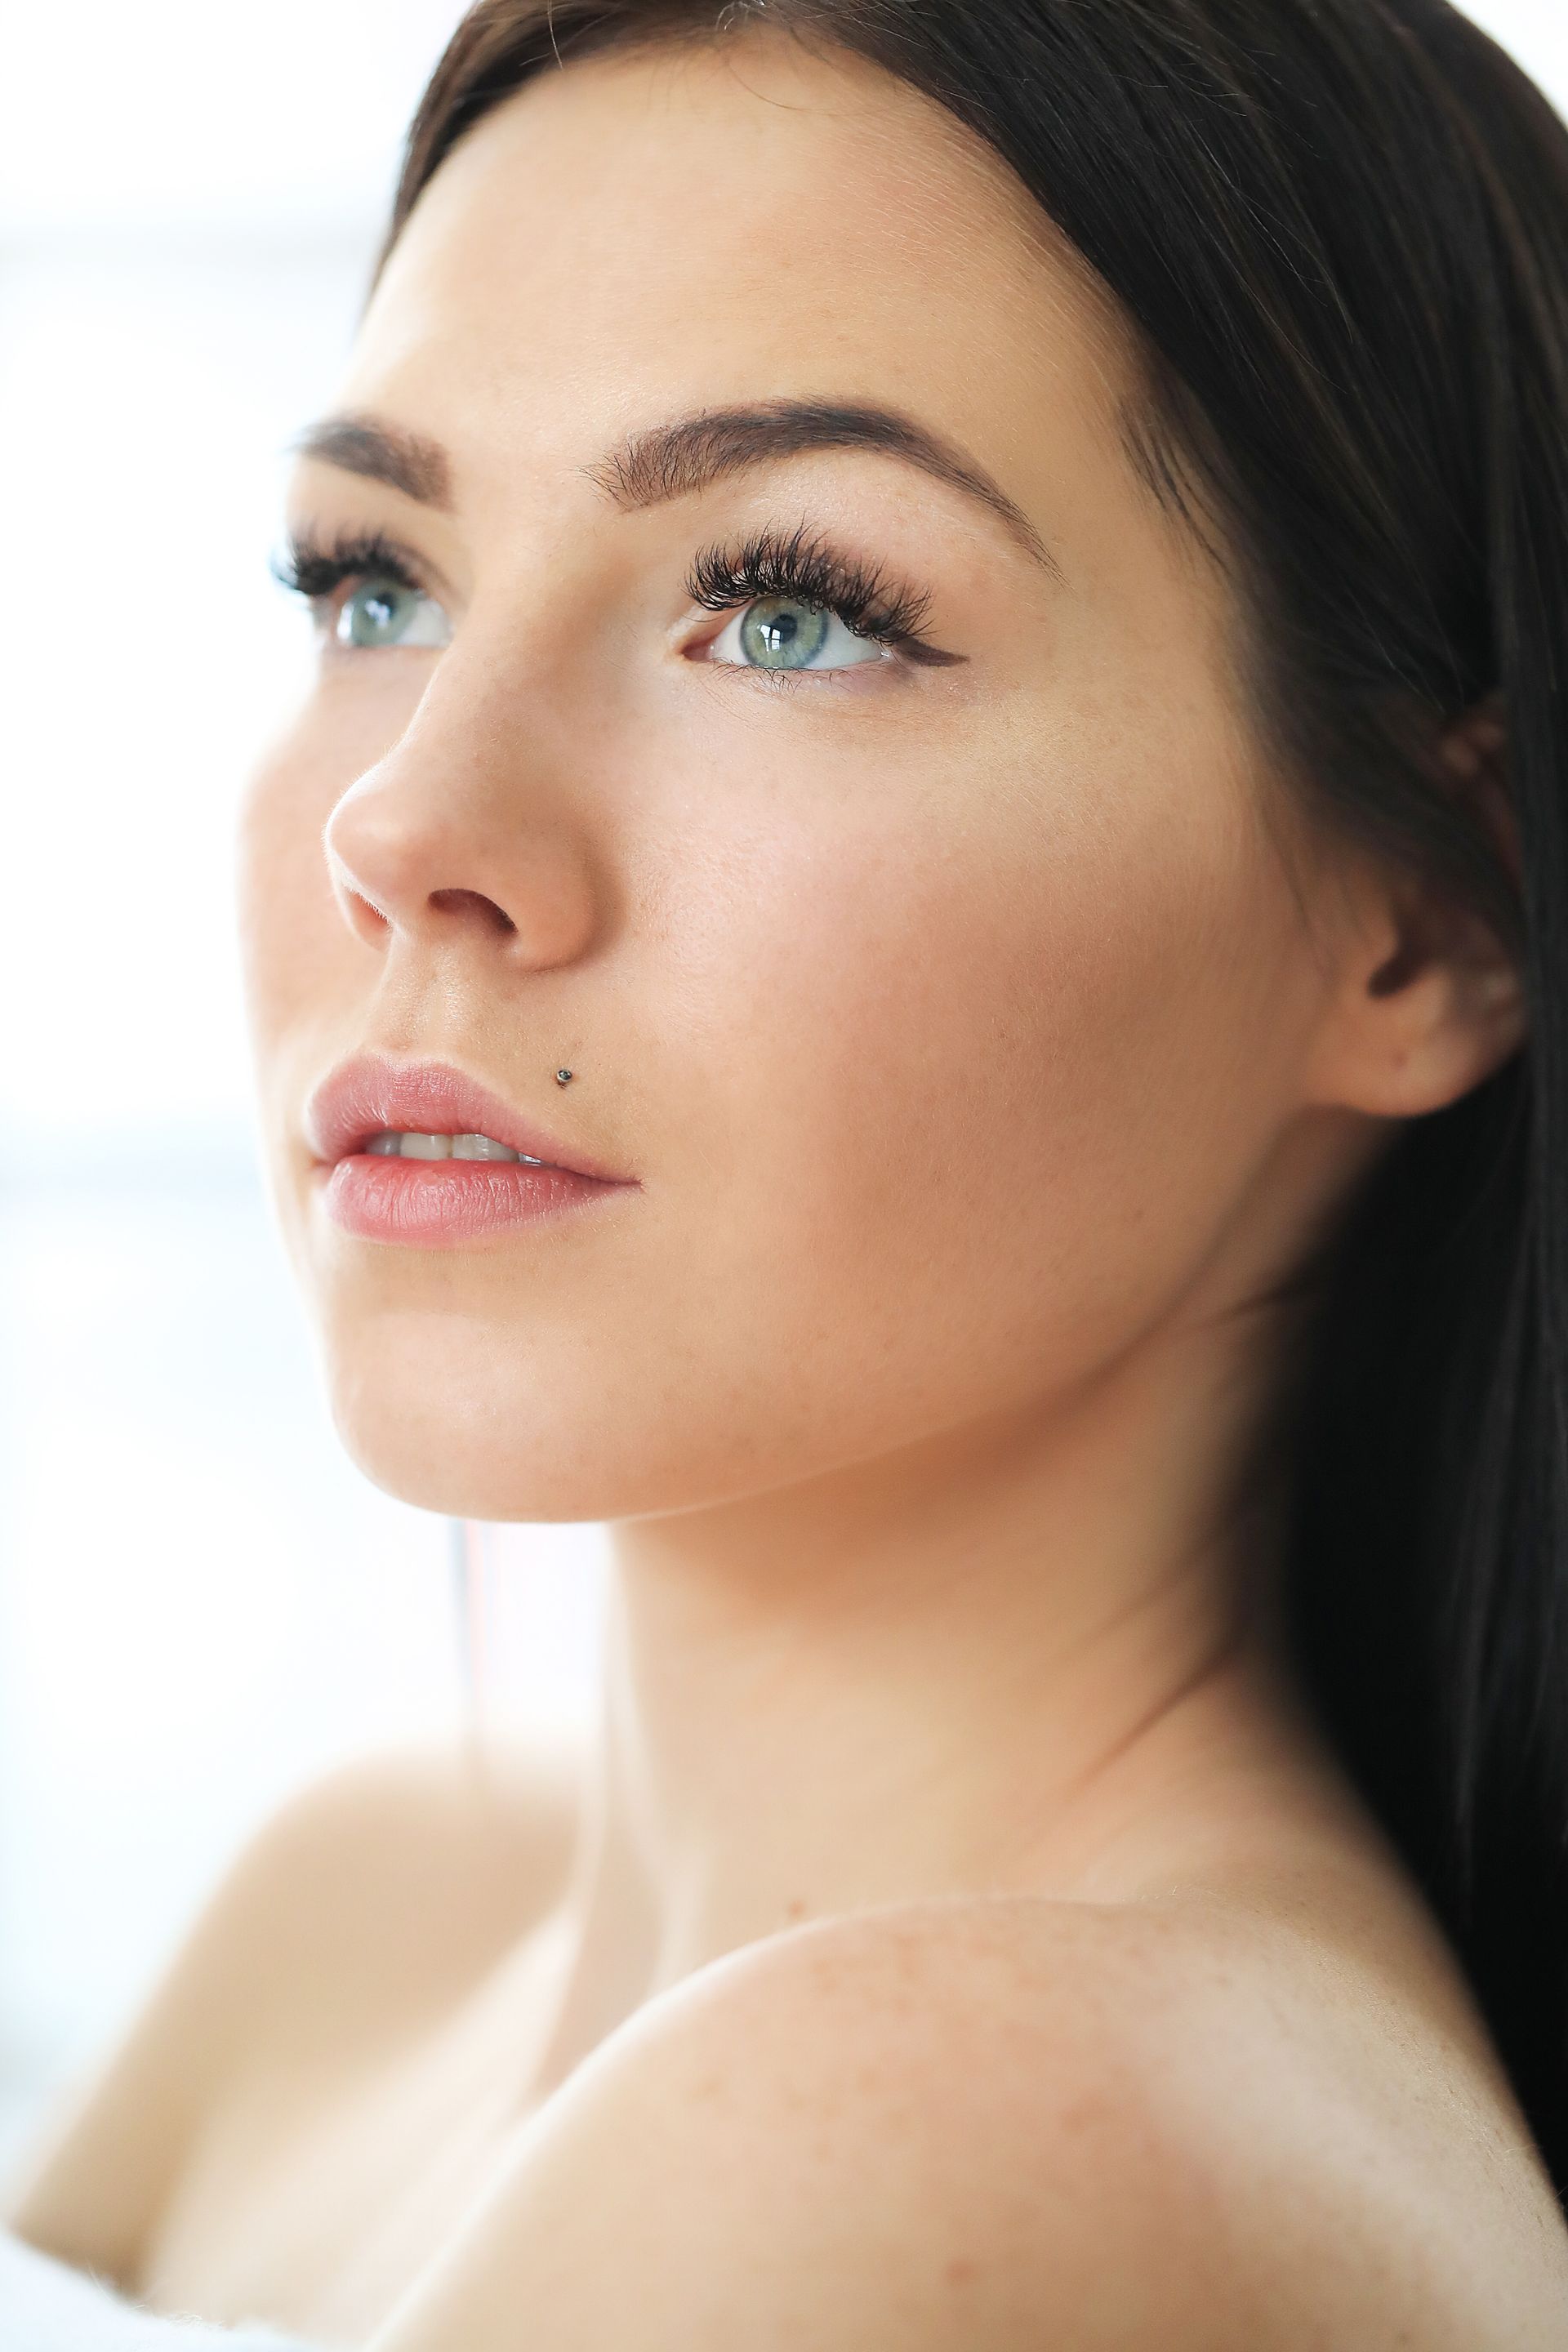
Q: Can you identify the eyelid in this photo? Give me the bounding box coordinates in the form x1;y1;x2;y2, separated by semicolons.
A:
274;519;457;609
684;531;972;697
682;519;938;654
274;514;964;674
693;606;901;692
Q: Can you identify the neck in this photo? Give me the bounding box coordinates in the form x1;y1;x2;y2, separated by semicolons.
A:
541;1296;1316;2047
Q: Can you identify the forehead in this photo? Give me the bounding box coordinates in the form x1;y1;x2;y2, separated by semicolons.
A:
347;31;1143;528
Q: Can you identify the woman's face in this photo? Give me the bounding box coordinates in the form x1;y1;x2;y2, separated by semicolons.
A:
243;31;1361;1521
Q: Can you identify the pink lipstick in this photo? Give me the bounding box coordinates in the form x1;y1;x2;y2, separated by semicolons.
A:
304;1055;638;1246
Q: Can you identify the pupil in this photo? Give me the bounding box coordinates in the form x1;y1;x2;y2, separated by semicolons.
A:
342;579;408;648
742;595;829;670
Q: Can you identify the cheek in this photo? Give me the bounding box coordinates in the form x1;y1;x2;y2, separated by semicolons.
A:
236;687;403;1045
238;748;336;1044
672;744;1309;1413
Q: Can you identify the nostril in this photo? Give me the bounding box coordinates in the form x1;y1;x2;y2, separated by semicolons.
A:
335;875;392;944
429;886;517;937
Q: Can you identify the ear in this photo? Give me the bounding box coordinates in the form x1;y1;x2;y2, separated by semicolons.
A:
1301;693;1527;1119
1436;688;1516;869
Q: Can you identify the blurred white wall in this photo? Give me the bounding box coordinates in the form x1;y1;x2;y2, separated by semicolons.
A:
0;0;608;2181
0;0;1563;2192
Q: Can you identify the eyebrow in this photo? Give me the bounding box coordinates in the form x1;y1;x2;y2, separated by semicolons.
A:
291;413;454;506
291;398;1062;580
586;399;1062;578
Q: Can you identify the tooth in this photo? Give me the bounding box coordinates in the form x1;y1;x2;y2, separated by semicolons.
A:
452;1133;522;1162
365;1133;401;1156
399;1132;452;1160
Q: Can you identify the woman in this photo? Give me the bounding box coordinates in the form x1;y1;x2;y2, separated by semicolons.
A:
6;0;1568;2341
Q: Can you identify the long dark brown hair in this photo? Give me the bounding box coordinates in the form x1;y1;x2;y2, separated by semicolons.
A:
375;0;1568;2202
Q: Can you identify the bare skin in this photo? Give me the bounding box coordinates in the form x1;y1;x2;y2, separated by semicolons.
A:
7;27;1568;2347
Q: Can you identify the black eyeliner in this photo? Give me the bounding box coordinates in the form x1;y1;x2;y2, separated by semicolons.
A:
270;516;966;670
684;519;964;667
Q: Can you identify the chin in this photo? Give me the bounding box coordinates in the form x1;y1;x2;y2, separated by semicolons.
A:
321;1346;614;1523
314;1308;744;1526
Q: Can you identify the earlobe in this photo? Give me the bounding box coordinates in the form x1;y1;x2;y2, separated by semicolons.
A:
1307;688;1529;1119
1305;850;1526;1124
1350;937;1526;1119
1422;688;1528;1085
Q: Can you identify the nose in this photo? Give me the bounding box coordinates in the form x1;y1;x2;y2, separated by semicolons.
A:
323;665;601;971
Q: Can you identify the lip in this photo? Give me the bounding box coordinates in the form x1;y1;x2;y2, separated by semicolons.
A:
304;1054;634;1183
302;1054;639;1248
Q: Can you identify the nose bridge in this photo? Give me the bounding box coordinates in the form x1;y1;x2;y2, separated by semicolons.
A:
323;635;596;959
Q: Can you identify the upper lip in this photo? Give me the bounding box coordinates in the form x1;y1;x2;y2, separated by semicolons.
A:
304;1054;635;1184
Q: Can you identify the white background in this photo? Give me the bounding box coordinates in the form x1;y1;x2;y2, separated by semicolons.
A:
0;0;611;2182
0;0;1563;2181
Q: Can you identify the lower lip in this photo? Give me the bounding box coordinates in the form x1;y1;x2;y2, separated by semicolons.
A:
317;1152;634;1245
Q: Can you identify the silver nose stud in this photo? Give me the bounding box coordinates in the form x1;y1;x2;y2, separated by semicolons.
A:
555;1067;574;1085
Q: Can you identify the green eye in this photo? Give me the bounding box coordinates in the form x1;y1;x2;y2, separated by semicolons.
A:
737;595;832;668
334;575;452;651
710;591;887;675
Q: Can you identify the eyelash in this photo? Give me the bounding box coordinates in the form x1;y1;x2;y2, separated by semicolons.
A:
270;528;424;608
270;519;946;675
683;519;943;672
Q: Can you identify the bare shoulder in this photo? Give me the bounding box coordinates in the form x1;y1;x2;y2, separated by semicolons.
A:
196;1729;586;2013
370;1892;1568;2352
2;1730;582;2283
